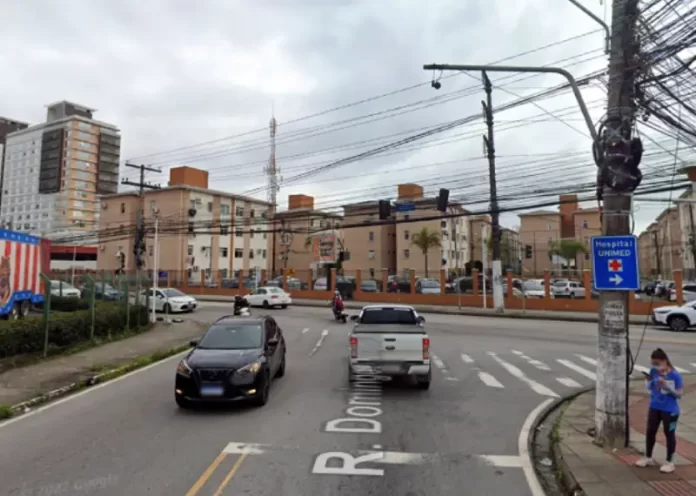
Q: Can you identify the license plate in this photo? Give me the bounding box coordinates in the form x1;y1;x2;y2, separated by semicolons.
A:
200;385;224;397
375;365;401;374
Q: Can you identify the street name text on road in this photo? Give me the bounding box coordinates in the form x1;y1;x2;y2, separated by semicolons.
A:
591;235;640;291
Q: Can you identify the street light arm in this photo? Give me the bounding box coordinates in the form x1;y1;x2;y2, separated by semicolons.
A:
567;0;611;55
423;63;598;142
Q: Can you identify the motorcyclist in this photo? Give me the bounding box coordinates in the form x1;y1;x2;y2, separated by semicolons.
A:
331;290;344;315
233;295;250;316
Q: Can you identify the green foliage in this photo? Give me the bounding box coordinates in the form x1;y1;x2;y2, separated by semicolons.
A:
0;303;149;359
49;296;90;312
548;239;587;262
411;227;441;277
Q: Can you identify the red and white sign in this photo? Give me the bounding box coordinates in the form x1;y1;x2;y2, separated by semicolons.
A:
608;259;623;272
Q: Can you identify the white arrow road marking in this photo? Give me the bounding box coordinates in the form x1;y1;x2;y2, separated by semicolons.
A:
488;353;558;398
310;330;329;356
609;274;623;285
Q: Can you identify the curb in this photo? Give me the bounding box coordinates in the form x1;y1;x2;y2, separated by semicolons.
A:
529;385;595;495
8;344;189;417
195;296;650;324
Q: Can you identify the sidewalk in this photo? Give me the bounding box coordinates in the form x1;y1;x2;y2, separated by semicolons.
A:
556;377;696;495
0;318;209;408
194;294;651;324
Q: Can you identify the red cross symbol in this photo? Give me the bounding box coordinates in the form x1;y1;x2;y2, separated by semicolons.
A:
608;259;623;272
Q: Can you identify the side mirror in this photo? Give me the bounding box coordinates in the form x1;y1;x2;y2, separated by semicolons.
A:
350;315;359;322
417;316;426;324
189;339;198;347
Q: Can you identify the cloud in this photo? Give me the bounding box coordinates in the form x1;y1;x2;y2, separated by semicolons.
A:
0;0;687;236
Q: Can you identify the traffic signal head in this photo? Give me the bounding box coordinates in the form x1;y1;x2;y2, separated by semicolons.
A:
378;200;391;220
436;188;450;212
525;245;532;259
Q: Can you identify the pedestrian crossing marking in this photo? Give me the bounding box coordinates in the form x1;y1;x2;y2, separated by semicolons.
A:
557;359;596;380
511;350;551;371
478;371;504;388
556;377;582;388
460;354;474;364
575;355;596;366
488;352;559;398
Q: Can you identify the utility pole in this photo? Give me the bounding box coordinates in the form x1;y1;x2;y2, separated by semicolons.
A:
122;163;161;284
688;205;696;280
594;0;643;449
482;72;504;312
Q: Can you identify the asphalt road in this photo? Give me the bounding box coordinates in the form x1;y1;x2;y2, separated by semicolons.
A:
2;304;696;496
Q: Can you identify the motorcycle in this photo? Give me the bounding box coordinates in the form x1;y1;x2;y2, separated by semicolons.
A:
233;296;251;316
330;299;347;323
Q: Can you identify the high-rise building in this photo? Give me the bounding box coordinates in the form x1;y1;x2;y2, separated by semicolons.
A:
0;117;30;211
0;101;120;240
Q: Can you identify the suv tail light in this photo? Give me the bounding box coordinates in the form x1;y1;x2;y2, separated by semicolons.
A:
350;336;358;358
422;337;430;360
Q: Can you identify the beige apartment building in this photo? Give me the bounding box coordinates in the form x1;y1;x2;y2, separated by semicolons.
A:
650;207;682;278
638;229;654;278
97;166;273;281
341;200;396;278
573;207;602;272
273;194;342;278
0;101;120;242
467;215;521;273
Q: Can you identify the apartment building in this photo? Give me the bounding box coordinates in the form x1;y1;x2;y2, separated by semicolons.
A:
519;210;561;275
654;206;682;278
97;166;273;280
573;207;601;272
638;229;654;278
0;117;29;209
341;200;396;278
0;101;120;241
273;194;342;276
392;183;469;277
467;215;521;274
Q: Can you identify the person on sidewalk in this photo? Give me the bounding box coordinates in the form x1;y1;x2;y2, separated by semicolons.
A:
635;348;684;473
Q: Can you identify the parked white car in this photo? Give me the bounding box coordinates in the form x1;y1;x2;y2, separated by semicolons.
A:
652;301;696;331
522;279;546;298
50;280;80;298
245;287;292;309
137;288;197;313
669;282;696;303
551;280;586;299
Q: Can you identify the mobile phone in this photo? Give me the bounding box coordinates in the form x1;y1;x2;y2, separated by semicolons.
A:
642;371;651;378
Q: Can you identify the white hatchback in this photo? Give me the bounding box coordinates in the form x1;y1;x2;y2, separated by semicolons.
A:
245;287;292;309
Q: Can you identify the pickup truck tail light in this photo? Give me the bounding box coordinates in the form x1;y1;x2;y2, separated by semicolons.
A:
422;337;430;360
350;336;358;358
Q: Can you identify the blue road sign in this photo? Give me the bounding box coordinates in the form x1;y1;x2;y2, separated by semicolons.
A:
394;202;416;213
591;235;640;291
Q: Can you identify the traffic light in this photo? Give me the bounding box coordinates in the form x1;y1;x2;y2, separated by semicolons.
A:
378;200;391;220
525;245;532;259
436;188;450;212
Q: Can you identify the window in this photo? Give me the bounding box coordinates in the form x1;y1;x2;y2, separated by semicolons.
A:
261;211;268;219
250;209;255;218
78;122;92;131
120;203;125;213
236;206;244;217
235;228;243;237
249;250;254;259
547;223;553;231
188;222;195;233
404;230;409;240
582;220;588;228
78;141;91;150
369;231;374;241
404;249;410;259
220;226;229;236
369;250;375;259
404;215;410;220
148;246;153;256
188;245;193;255
220;247;228;257
234;249;243;258
221;204;231;215
190;199;196;209
207;202;213;213
262;250;267;258
76;151;91;161
150;200;156;212
263;232;267;239
249;229;254;238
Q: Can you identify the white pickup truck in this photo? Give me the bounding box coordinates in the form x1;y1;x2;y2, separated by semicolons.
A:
348;304;431;389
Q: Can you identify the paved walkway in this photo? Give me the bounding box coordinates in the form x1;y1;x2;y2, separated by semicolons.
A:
195;294;651;324
0;319;209;407
557;377;696;495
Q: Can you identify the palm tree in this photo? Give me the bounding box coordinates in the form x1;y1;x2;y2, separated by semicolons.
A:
548;239;587;274
411;227;441;277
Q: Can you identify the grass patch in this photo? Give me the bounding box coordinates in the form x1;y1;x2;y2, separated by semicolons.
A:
0;404;12;420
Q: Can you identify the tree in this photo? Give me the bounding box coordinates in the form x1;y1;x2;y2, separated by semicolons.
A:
411;227;441;277
547;239;587;272
486;235;516;269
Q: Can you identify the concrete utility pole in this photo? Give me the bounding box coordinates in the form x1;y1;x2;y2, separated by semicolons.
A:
594;0;642;448
688;205;696;279
482;72;504;311
122;163;161;284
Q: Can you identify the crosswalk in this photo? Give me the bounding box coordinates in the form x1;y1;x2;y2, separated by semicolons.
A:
430;350;696;398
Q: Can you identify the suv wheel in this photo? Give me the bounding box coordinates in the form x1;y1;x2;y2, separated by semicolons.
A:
668;315;689;332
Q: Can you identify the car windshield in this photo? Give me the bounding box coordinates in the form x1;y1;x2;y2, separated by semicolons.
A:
553;281;568;287
162;289;185;297
267;287;283;294
361;307;418;325
420;279;439;288
198;324;263;350
362;280;377;287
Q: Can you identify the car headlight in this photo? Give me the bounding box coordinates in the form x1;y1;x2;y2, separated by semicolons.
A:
236;361;261;376
176;360;192;377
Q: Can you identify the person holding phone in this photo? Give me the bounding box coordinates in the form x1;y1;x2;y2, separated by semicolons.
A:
635;348;683;473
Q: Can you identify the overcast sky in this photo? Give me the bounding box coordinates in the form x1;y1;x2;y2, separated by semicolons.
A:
0;0;690;234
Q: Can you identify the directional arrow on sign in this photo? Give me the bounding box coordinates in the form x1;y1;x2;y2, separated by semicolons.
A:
609;274;623;285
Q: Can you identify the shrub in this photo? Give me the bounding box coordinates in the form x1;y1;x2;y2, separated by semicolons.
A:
0;303;149;359
48;296;90;312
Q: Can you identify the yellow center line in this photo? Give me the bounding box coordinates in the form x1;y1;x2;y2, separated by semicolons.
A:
185;451;227;496
213;453;248;496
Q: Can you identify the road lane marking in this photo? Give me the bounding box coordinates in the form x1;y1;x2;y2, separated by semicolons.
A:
575;354;596;366
310;330;329;356
479;455;523;468
479;371;504;388
223;442;268;455
557;359;596;380
357;450;427;464
520;399;554;496
432;355;458;381
213;453;248;496
302;328;309;334
511;350;550;371
432;356;446;369
185;451;228;496
556;377;582;388
488;352;558;398
460;354;474;363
